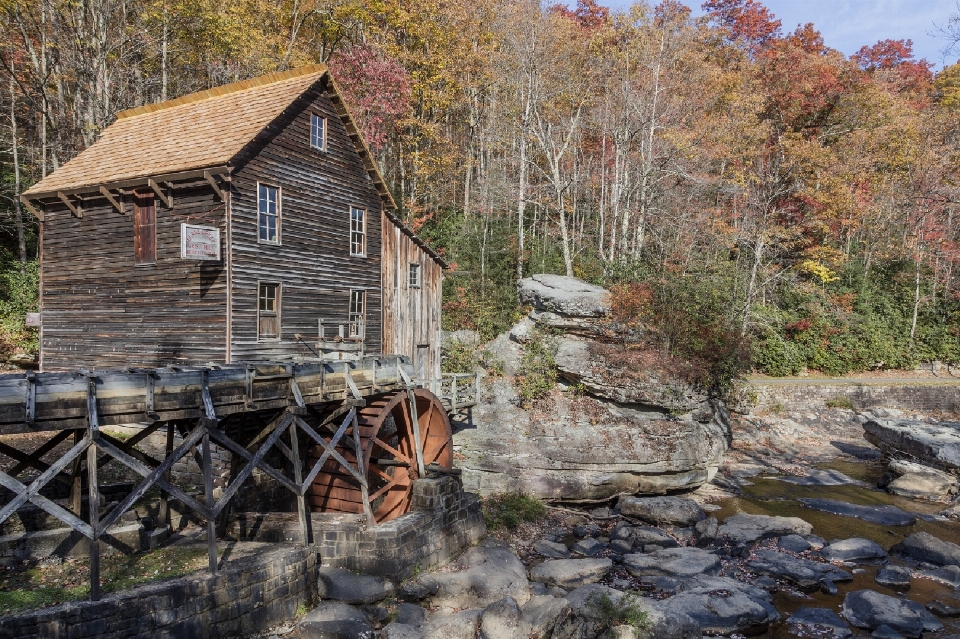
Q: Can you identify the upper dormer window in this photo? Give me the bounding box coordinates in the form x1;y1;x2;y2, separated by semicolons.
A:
311;114;326;151
258;184;280;244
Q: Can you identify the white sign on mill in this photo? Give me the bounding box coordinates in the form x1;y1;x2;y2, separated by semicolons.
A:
181;223;221;260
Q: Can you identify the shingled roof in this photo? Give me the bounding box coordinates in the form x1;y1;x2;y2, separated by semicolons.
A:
26;66;333;197
23;65;447;266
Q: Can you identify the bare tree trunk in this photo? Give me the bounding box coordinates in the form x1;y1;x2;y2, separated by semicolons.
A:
10;73;25;267
910;242;922;347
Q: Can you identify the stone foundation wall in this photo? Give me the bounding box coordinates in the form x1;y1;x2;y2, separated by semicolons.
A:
0;545;317;639
233;477;487;581
746;380;960;416
318;477;486;580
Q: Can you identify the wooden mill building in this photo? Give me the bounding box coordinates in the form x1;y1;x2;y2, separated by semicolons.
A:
20;65;445;379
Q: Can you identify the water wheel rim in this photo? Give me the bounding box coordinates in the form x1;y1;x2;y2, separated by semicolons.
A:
306;389;454;523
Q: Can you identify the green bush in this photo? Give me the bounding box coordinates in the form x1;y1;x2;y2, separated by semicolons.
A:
481;493;546;530
516;331;557;406
825;396;855;410
586;590;650;631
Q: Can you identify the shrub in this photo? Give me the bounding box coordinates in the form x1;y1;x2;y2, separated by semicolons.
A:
586;590;650;631
825;396;855;410
481;493;546;530
516;331;557;406
441;338;479;373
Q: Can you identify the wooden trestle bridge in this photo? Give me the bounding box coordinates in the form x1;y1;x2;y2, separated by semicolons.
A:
0;357;479;600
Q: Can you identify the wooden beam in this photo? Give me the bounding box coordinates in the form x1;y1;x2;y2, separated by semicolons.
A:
57;192;82;218
147;179;172;208
24;166;231;201
98;186;124;214
203;170;224;201
18;196;43;221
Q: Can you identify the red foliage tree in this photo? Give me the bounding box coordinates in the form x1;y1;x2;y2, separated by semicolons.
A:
702;0;782;54
550;0;609;31
328;43;412;153
853;39;933;93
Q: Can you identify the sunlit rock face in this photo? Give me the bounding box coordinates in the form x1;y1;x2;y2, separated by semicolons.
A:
456;274;729;500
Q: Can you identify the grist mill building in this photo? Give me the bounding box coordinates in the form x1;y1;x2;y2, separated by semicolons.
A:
20;64;445;379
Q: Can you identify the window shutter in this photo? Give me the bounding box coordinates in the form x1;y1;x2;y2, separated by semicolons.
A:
134;192;156;265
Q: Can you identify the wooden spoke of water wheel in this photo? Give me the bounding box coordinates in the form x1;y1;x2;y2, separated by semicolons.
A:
306;389;454;523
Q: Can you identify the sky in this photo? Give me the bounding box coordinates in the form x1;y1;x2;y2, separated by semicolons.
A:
603;0;960;69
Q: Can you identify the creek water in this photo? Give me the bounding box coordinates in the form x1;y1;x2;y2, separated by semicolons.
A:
714;458;960;638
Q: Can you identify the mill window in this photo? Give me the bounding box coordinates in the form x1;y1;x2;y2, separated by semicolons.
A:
409;263;421;288
350;207;366;256
133;191;156;266
258;184;280;244
310;114;326;151
258;282;280;339
349;290;365;338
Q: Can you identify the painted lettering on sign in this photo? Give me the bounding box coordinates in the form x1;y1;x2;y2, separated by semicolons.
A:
181;223;221;260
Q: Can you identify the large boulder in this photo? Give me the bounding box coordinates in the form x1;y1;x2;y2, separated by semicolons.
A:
820;538;886;562
787;607;852;639
457;381;727;500
518;274;610;317
659;582;779;635
564;584;701;639
553;338;710;413
747;549;851;590
899;531;960;567
863;418;960;471
623;548;721;580
617;497;706;527
298;602;376;639
421;542;531;609
316;567;390;604
716;513;812;544
885;459;958;501
841;590;943;638
529;558;613;590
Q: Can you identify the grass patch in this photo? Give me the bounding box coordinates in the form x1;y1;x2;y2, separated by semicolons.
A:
586;590;650;631
825;396;855;410
0;545;216;615
481;493;546;530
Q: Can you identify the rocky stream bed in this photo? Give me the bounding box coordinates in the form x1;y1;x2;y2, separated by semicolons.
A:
270;276;960;639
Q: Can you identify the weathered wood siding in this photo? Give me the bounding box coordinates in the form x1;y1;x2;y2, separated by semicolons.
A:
382;216;443;381
40;185;228;371
229;78;383;360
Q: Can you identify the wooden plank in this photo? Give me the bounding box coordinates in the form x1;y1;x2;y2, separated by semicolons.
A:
87;441;100;601
289;418;312;546
99;186;124;214
147;179;172;208
0;436;90;524
57;192;81;218
202;429;217;573
0;469;94;538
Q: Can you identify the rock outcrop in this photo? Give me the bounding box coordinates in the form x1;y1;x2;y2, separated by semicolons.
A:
863;417;960;471
456;275;729;500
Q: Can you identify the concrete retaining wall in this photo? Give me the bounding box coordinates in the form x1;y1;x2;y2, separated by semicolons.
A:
746;380;960;416
0;545;317;639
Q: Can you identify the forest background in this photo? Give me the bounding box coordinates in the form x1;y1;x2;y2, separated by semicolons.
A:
3;0;960;383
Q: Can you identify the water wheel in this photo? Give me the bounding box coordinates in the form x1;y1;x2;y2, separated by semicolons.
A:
306;389;454;523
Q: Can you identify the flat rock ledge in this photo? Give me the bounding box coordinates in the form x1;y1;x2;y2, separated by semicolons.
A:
841;590;943;639
529;558;613;590
863;418;960;471
716;513;813;544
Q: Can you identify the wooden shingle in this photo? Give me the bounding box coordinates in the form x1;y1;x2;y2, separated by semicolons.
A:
24;66;328;197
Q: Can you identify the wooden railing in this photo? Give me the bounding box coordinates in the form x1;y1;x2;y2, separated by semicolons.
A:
420;372;482;411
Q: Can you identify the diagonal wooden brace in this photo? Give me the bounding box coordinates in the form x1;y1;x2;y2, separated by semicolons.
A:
0;436;91;527
208;413;296;516
94;427;211;534
297;412;365;491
